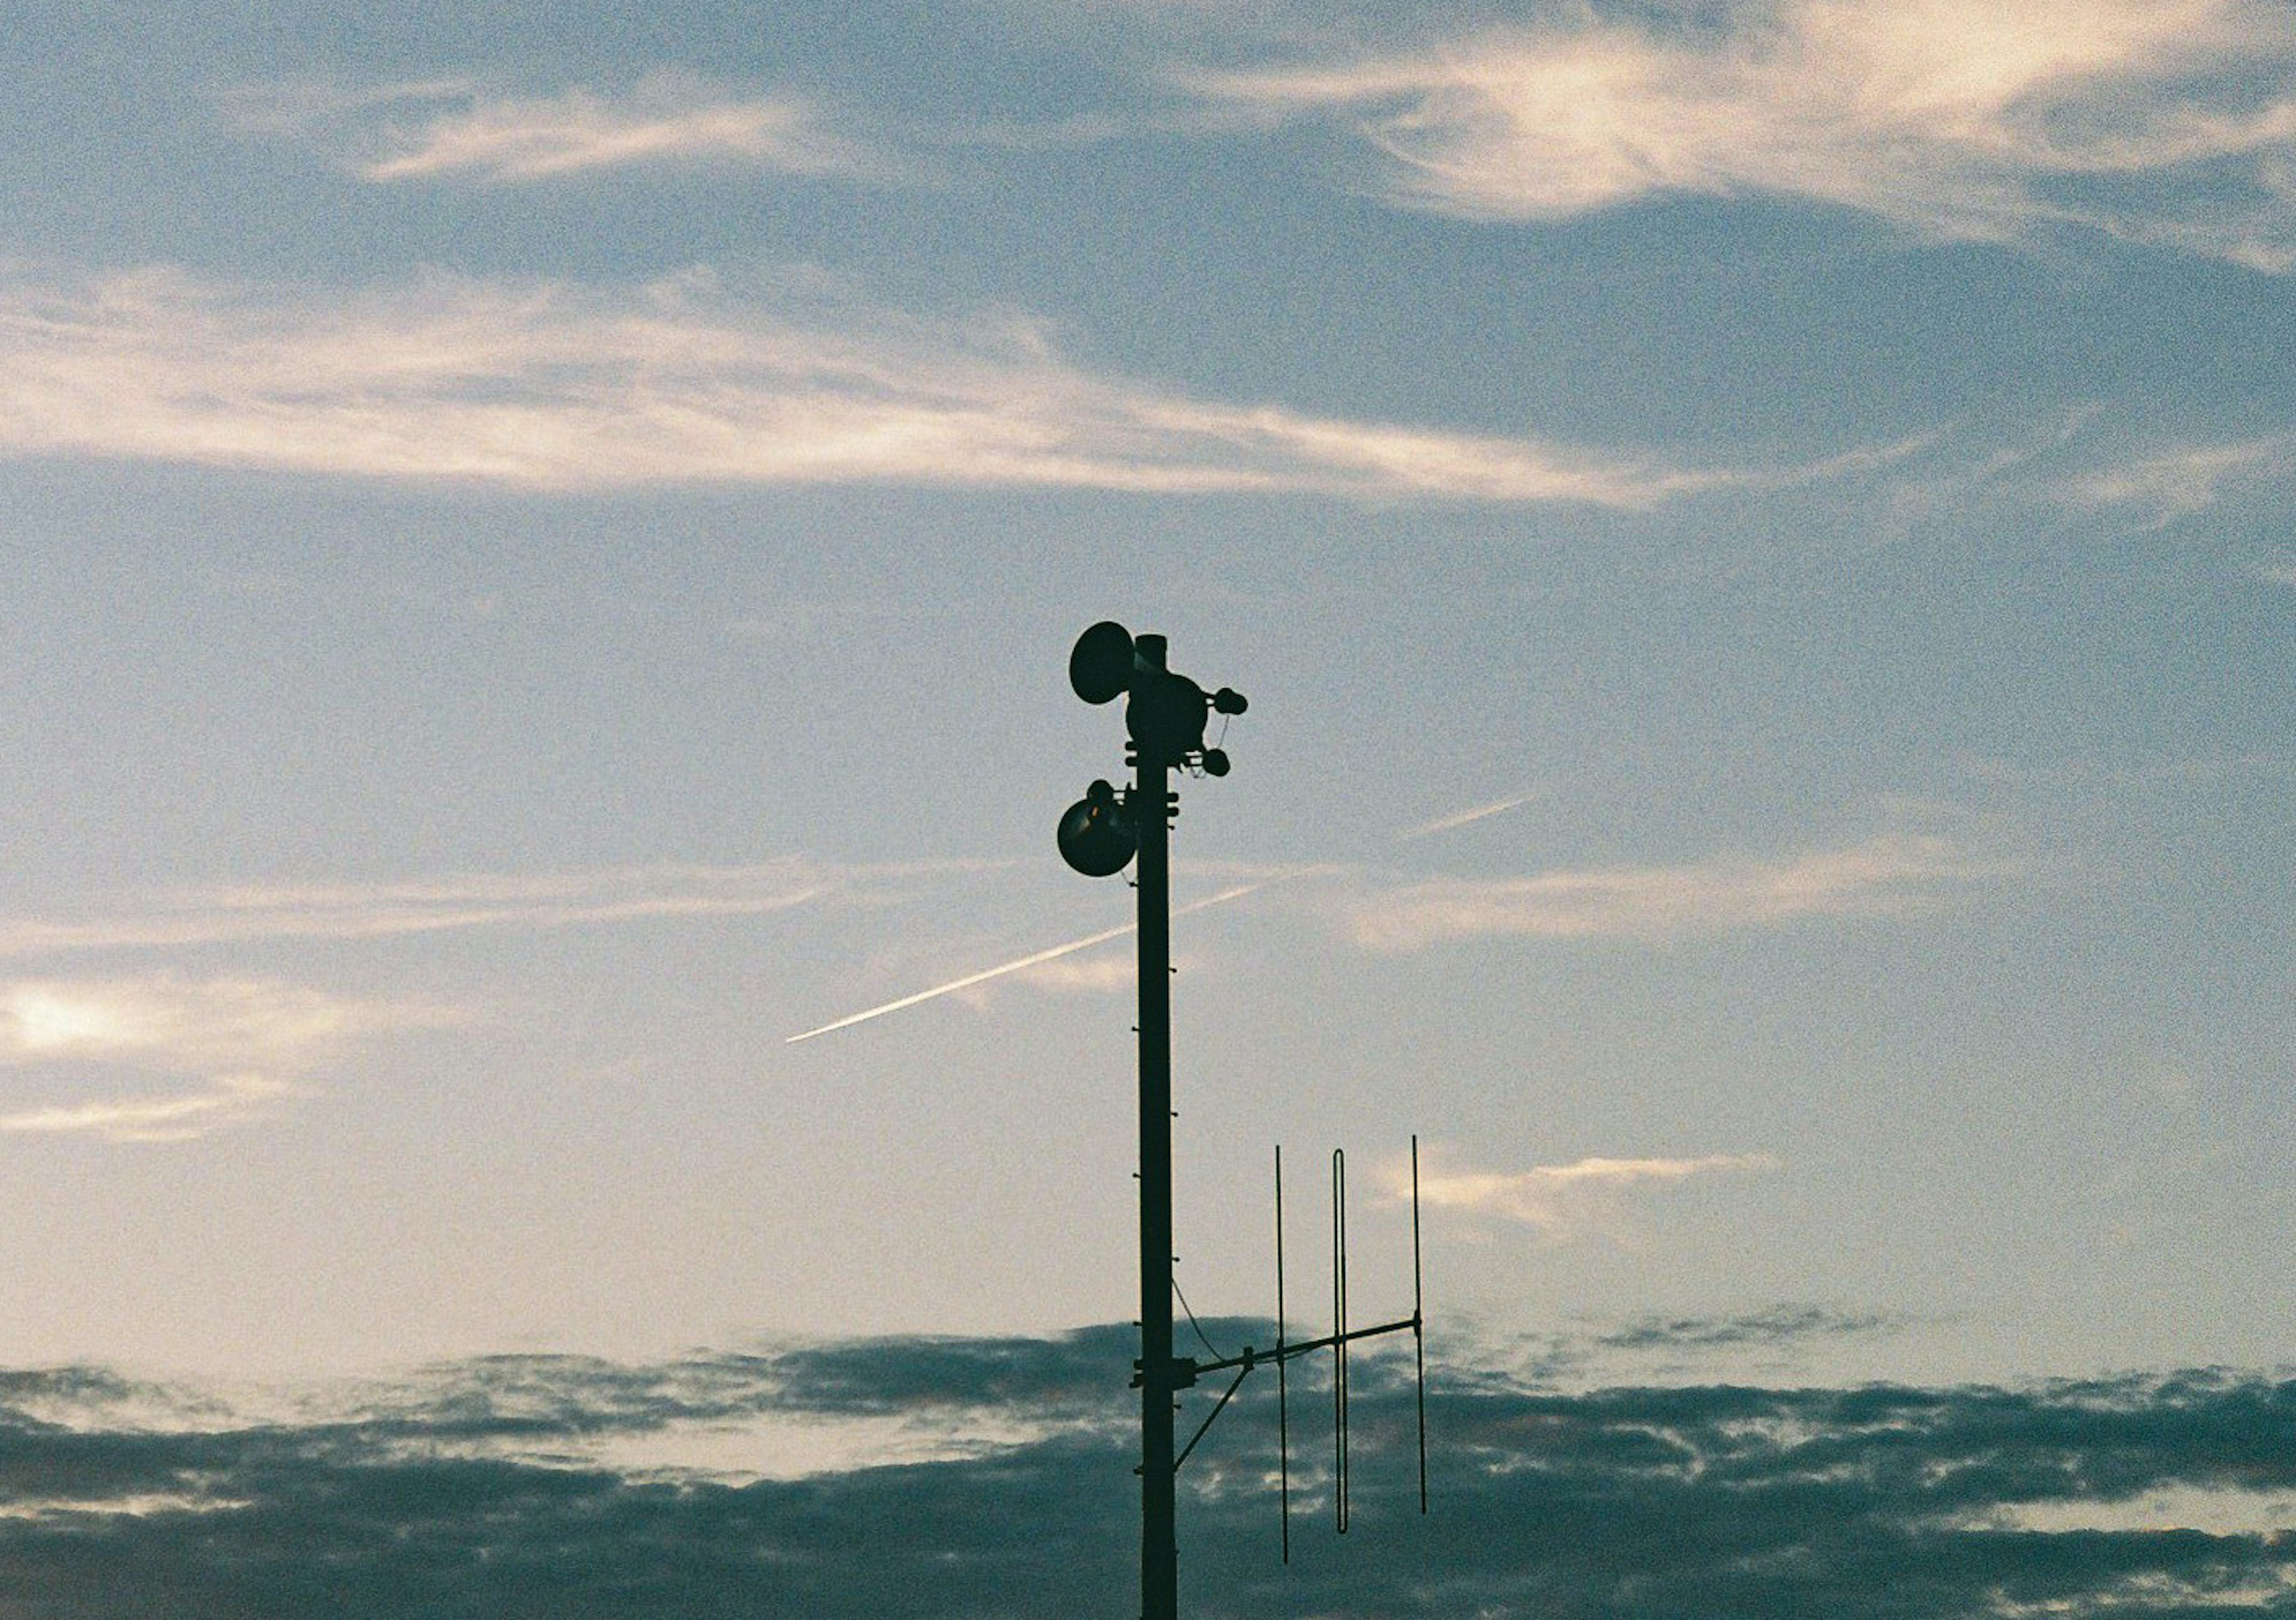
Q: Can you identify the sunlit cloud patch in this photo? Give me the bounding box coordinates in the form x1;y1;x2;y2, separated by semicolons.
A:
2053;433;2289;527
0;265;1747;501
228;71;891;184
1400;1148;1779;1237
0;977;454;1143
1348;832;2002;949
1191;0;2296;268
0;859;897;959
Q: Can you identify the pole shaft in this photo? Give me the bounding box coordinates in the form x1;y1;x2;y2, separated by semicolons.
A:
1137;758;1177;1620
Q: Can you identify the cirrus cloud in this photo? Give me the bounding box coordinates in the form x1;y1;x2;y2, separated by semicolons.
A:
1401;1148;1780;1237
0;264;1773;502
1348;832;2003;950
229;71;892;184
0;977;457;1143
1190;0;2296;268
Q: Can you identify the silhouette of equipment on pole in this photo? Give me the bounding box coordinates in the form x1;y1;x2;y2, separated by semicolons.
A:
1060;621;1427;1620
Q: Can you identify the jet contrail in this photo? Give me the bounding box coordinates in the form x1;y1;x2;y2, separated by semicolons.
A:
785;883;1263;1044
1396;792;1535;841
786;786;1526;1044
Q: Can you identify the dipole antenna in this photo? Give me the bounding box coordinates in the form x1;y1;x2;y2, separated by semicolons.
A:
1059;621;1428;1620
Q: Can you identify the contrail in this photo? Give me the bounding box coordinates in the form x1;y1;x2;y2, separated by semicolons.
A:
786;786;1528;1044
786;883;1263;1044
1395;792;1535;841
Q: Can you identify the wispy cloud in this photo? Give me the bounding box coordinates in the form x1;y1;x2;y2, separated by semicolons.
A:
231;72;889;184
1349;832;2000;950
1192;0;2296;267
0;264;1747;501
365;78;883;184
0;859;859;959
1403;1149;1778;1235
0;977;451;1143
2054;433;2288;526
0;1073;300;1144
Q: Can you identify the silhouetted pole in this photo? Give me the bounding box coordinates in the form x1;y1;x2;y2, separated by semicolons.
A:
1135;726;1178;1620
1057;621;1242;1620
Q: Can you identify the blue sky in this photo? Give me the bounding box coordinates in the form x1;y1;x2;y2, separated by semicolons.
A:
1;0;2294;1610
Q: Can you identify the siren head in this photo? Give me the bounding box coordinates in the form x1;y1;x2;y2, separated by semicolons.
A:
1058;778;1138;876
1069;621;1136;706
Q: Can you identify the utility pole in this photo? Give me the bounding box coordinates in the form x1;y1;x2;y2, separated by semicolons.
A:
1060;622;1424;1619
1134;703;1177;1620
1059;623;1243;1620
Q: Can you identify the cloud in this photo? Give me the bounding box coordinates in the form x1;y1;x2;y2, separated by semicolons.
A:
230;72;890;184
2;1338;2294;1617
2054;434;2288;526
367;78;883;184
1191;0;2296;267
1590;1304;1898;1353
0;977;451;1143
1348;832;2000;950
0;859;880;960
1406;1149;1778;1235
0;264;1740;501
0;1073;299;1143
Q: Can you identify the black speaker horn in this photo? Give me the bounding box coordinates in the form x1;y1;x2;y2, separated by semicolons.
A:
1058;779;1138;877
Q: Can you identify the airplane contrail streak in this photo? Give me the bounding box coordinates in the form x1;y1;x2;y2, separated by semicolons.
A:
785;883;1263;1044
1396;793;1535;841
785;783;1523;1045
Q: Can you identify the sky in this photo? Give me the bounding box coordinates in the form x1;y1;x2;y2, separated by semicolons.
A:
1;0;2294;1612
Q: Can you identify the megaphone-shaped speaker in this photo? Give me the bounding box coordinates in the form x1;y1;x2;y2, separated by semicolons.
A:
1058;779;1137;877
1069;621;1135;706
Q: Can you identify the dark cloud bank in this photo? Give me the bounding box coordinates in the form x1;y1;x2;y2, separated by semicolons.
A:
2;1322;2292;1618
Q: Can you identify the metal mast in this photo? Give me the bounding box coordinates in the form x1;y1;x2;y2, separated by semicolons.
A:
1134;679;1177;1620
1058;623;1242;1620
1060;621;1423;1619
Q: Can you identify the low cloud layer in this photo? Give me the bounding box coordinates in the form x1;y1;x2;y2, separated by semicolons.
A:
1;1332;2291;1617
0;266;1740;501
1194;0;2296;268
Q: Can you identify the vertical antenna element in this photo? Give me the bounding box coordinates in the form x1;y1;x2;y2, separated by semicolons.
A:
1413;1133;1427;1515
1332;1148;1349;1534
1275;1145;1290;1565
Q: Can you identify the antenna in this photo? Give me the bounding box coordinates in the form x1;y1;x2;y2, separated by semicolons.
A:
1257;1134;1426;1560
1061;621;1427;1620
1276;1145;1290;1564
1333;1148;1349;1534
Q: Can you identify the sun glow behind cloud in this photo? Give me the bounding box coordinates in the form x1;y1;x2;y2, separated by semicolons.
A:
0;978;453;1143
